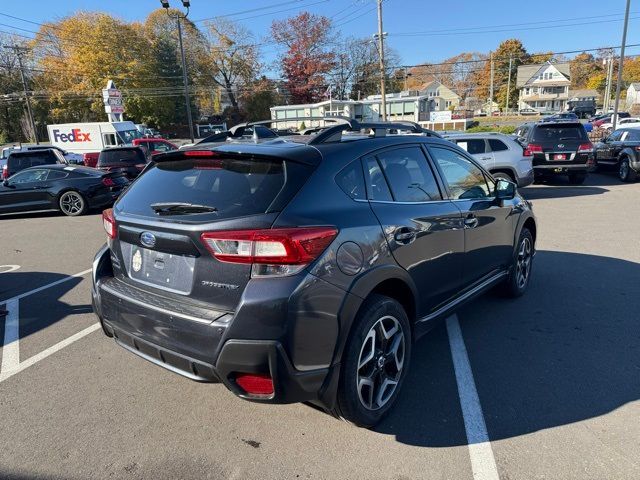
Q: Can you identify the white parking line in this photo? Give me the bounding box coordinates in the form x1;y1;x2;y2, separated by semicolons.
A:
446;314;500;480
0;265;21;274
1;299;20;375
0;268;95;384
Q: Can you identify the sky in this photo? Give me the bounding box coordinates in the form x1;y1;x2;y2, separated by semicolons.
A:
1;0;638;69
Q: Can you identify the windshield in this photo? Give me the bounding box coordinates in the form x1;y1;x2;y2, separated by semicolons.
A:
117;129;143;144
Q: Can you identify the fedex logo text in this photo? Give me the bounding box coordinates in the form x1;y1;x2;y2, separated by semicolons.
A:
52;128;92;143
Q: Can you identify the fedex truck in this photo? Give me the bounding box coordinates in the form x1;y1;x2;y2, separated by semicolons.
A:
46;121;142;166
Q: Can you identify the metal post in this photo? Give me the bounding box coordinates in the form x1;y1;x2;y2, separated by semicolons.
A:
489;52;494;116
613;0;631;131
176;18;194;143
4;45;38;144
505;56;513;114
377;0;387;122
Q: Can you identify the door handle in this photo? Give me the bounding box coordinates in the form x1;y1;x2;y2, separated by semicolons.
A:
464;214;479;229
394;227;417;243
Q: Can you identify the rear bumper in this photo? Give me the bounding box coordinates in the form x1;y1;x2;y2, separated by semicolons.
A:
534;164;588;173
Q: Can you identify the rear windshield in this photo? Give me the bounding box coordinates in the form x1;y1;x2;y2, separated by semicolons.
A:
98;149;145;166
532;125;588;143
115;157;312;221
8;152;56;169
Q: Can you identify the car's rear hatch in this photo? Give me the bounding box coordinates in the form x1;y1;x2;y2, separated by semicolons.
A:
108;147;317;313
528;122;592;165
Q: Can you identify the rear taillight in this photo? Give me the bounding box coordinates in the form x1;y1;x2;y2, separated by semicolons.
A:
235;373;274;396
523;144;542;157
578;142;594;153
1;165;7;179
102;208;116;239
183;150;219;157
201;227;338;277
102;177;115;187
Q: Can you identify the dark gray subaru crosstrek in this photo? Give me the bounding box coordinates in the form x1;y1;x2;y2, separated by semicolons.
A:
92;120;536;427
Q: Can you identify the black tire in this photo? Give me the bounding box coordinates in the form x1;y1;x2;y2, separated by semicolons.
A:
568;173;586;185
58;190;87;216
491;171;515;183
335;294;412;428
501;227;534;298
618;157;637;182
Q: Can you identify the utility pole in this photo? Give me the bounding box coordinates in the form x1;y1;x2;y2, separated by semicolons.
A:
505;56;513;114
161;0;195;143
3;45;38;144
376;0;387;122
489;52;494;116
603;55;614;112
612;0;631;131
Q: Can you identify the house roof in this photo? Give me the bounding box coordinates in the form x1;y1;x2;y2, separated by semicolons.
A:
516;63;571;88
417;80;438;91
568;89;600;100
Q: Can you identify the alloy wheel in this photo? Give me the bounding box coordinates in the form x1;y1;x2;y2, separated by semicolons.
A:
60;192;83;215
620;161;629;181
356;315;405;411
515;237;532;289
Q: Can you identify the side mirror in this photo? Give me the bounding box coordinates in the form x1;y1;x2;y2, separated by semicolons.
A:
495;178;516;200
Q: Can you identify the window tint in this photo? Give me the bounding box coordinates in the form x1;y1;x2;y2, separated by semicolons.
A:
376;147;441;202
8;152;56;170
363;155;392;201
429;147;491;200
11;168;49;184
47;170;69;180
336;161;366;200
117;157;311;221
532;125;588;142
98;149;145;166
488;139;509;152
455;139;486;155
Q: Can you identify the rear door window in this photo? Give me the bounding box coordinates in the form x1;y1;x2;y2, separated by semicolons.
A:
455;139;486;155
116;156;312;221
488;139;509;152
375;147;442;202
10;168;49;184
363;155;393;201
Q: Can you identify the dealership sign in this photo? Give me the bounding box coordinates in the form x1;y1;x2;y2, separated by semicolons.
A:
429;111;452;122
102;80;124;121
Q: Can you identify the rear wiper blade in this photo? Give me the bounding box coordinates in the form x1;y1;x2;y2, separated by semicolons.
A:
150;202;218;215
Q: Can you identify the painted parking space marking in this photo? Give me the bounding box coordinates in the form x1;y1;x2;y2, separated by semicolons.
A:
447;314;500;480
0;265;20;274
0;268;95;384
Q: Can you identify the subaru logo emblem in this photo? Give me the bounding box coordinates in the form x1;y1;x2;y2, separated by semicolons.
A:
140;232;156;248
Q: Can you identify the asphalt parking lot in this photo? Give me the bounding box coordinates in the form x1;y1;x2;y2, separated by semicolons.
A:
1;172;639;480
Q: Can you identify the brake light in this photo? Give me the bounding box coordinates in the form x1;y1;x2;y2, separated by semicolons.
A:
523;144;543;157
102;208;116;239
1;164;7;179
201;227;338;277
235;373;274;396
102;177;115;187
183;150;219;157
578;142;594;152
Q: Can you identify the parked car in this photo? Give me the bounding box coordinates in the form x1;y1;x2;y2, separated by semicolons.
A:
599;117;640;132
442;132;534;187
591;112;631;128
516;121;594;184
132;138;178;156
92;119;537;428
594;128;640;182
540;112;579;123
2;148;68;179
96;146;150;180
519;108;539;116
0;164;128;216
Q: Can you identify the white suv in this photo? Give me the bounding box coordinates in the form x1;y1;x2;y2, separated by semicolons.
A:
443;132;534;187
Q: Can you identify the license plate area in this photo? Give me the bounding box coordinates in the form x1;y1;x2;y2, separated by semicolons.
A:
553;153;566;161
121;241;195;294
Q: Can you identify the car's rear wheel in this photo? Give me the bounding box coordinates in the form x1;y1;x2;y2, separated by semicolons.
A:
568;173;586;185
58;191;87;216
618;157;637;182
501;227;534;298
335;294;411;428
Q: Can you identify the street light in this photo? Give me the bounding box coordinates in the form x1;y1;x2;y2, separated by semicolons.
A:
161;0;195;142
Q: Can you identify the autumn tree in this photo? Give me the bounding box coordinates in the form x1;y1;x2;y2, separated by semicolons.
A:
0;34;31;142
203;18;260;112
271;12;335;104
241;76;283;121
570;53;602;89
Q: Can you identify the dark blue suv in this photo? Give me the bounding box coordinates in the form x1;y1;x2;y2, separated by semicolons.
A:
92;119;536;427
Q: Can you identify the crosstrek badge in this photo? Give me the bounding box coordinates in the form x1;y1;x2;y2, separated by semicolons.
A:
52;128;92;143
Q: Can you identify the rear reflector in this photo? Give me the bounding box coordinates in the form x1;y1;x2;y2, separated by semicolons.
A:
201;227;338;266
1;165;7;179
235;373;274;396
102;177;115;187
102;208;116;239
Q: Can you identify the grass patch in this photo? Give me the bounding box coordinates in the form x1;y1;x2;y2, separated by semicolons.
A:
466;125;517;134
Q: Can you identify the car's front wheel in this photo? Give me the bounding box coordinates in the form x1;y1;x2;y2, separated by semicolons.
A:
501;227;534;298
58;190;87;216
335;294;412;428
